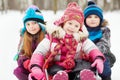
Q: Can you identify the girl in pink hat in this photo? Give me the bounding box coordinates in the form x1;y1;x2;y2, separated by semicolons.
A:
28;2;105;80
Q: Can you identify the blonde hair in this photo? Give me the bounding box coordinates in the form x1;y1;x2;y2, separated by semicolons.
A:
21;31;44;58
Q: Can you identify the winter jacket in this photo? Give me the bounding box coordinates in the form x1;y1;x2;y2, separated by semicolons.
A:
35;36;103;60
95;26;111;54
14;36;30;80
30;26;105;70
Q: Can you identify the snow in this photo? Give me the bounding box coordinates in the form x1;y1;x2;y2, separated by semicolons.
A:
0;10;120;80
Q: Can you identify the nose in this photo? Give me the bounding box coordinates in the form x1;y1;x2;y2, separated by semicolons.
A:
70;25;74;29
30;24;34;29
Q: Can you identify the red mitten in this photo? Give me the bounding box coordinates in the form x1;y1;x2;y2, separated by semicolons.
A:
29;67;45;80
23;59;30;70
91;58;104;73
60;58;75;70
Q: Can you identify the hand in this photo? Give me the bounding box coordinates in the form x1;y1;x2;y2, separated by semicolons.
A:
23;59;30;70
28;73;45;80
60;58;75;70
29;67;45;80
91;58;104;73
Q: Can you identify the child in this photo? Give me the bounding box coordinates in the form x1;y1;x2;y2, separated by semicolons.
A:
28;2;105;80
84;1;116;80
13;5;46;80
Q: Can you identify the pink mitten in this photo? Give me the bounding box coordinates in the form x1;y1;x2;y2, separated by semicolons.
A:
30;67;45;80
28;73;45;80
28;73;34;80
91;58;104;73
23;59;30;70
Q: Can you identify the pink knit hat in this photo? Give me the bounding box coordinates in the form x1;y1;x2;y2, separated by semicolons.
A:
54;2;84;28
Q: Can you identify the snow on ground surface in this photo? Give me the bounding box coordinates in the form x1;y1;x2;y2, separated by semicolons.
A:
0;10;120;80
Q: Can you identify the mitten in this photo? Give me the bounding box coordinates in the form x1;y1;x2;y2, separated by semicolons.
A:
91;58;104;73
29;67;45;80
59;58;75;70
23;59;30;70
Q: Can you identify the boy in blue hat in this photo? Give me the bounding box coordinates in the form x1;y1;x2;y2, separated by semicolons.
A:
13;5;46;80
84;1;116;80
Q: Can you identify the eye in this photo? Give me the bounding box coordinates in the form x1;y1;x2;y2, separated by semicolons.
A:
26;23;30;26
68;22;72;25
87;15;92;18
75;25;79;28
95;15;99;18
33;21;37;24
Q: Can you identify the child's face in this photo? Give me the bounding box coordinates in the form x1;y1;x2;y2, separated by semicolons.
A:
63;20;80;35
26;21;40;35
86;14;100;27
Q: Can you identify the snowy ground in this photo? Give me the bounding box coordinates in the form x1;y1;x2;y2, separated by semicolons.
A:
0;10;120;80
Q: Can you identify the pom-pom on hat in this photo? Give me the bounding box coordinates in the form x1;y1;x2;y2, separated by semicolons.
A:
21;5;45;35
54;2;84;28
84;1;103;22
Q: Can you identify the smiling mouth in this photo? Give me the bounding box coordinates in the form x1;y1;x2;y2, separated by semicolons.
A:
68;29;73;33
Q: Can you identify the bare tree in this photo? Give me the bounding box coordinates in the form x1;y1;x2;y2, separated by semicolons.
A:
79;0;87;9
0;0;8;14
18;0;33;13
115;0;120;10
19;0;28;13
44;0;53;10
33;0;44;9
118;0;120;9
67;0;78;3
103;0;108;11
0;0;4;13
0;0;120;12
53;0;57;14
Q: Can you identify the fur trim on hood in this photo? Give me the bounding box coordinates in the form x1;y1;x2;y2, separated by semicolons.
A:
101;19;109;27
45;23;88;42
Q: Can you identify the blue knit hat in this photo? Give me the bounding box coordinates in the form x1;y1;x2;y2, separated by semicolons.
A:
21;5;45;35
84;1;103;22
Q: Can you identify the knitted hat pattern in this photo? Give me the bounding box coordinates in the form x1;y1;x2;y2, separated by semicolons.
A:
84;1;103;22
21;5;45;35
54;2;84;27
23;5;44;24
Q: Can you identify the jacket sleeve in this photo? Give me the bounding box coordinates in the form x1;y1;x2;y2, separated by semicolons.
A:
29;37;51;69
82;39;105;62
33;37;50;56
96;27;111;54
17;54;29;66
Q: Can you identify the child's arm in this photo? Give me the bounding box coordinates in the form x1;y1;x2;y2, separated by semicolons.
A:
28;37;50;80
96;27;111;54
82;39;105;61
17;54;29;66
82;39;105;73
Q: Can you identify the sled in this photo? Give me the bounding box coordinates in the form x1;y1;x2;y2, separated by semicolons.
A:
43;69;101;80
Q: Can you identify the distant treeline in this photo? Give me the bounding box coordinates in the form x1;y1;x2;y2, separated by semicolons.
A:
0;0;120;13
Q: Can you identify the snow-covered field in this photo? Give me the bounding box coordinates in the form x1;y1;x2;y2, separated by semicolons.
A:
0;10;120;80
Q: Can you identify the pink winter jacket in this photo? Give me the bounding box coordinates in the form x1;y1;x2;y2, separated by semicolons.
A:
29;34;105;69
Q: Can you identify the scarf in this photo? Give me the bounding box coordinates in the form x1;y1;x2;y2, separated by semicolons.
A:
87;26;102;43
43;34;78;70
